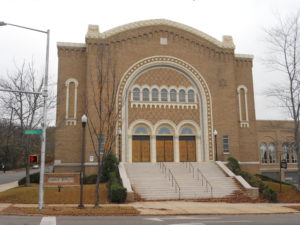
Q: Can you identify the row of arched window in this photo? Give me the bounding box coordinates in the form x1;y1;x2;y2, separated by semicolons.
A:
134;125;195;135
260;142;298;164
131;86;196;103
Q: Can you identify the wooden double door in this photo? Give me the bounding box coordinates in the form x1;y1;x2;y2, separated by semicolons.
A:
179;136;196;162
156;136;174;162
132;135;150;162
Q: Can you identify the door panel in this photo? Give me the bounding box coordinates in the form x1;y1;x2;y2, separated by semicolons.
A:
156;136;165;162
156;136;173;162
132;136;150;162
179;136;196;162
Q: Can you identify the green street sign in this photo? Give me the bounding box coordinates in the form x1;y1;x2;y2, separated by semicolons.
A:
24;130;42;135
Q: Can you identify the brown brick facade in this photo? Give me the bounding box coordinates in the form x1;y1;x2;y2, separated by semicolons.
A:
54;19;297;180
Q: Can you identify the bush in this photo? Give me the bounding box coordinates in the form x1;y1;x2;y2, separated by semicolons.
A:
262;186;277;202
227;157;241;174
226;157;277;202
256;174;292;186
18;172;40;185
109;172;127;203
102;153;119;182
83;174;97;184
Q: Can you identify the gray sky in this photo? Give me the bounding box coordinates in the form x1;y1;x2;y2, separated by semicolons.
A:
1;0;300;122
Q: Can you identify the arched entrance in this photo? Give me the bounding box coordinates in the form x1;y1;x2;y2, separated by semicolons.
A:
156;126;174;162
179;126;196;162
132;125;151;162
117;56;214;162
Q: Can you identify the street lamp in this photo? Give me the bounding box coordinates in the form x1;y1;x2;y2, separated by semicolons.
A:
213;130;218;161
117;129;122;161
0;21;50;210
78;114;87;209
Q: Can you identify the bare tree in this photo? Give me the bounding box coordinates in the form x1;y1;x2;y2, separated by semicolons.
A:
86;43;121;206
264;12;300;190
0;61;55;185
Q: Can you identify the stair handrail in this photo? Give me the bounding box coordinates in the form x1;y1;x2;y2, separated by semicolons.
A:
197;168;213;198
183;162;195;178
167;168;181;199
159;162;167;176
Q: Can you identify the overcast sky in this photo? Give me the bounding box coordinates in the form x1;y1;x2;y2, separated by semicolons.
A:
1;0;300;122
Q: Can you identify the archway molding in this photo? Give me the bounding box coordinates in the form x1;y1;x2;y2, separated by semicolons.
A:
117;55;214;162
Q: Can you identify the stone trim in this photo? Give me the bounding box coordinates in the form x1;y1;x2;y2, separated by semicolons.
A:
65;78;79;126
86;19;235;49
57;42;86;48
237;85;249;128
131;102;197;109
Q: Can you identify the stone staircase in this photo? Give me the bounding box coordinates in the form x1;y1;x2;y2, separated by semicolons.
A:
123;162;241;200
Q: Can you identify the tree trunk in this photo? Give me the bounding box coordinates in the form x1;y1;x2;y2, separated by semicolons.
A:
94;157;101;207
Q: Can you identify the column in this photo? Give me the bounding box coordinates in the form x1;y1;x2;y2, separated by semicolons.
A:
174;135;179;162
127;135;132;163
196;135;202;162
150;135;156;162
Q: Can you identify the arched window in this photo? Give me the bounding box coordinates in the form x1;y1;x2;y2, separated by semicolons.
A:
170;89;177;102
291;142;298;163
161;89;168;101
142;88;149;101
180;127;194;135
134;126;149;135
260;142;267;163
188;90;195;103
133;88;140;101
151;88;159;101
179;89;185;102
282;142;290;163
157;126;172;135
268;143;276;163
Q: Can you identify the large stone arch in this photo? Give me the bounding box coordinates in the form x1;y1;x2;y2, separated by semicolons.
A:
117;56;214;162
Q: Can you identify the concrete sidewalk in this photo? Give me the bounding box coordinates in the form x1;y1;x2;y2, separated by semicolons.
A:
128;201;300;215
0;201;299;215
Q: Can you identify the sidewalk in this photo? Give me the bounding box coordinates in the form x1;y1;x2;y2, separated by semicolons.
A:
128;201;300;215
0;202;299;215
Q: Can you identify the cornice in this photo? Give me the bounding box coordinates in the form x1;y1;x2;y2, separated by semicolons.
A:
57;42;86;49
86;19;235;49
235;54;254;60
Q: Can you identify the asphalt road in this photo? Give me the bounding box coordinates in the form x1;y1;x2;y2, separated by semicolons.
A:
0;214;300;225
0;166;53;184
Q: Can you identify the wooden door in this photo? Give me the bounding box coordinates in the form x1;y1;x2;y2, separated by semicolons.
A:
132;136;150;162
179;136;196;162
156;136;174;162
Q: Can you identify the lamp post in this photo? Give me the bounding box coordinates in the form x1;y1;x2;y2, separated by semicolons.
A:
213;130;218;161
78;114;87;209
117;129;122;161
0;21;50;210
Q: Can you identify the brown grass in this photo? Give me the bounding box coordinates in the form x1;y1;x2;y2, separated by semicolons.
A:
265;181;300;203
1;206;139;216
0;184;108;204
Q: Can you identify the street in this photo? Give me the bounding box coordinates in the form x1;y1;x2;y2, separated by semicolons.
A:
0;166;53;184
1;214;300;225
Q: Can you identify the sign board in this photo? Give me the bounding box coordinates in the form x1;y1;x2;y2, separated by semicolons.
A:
280;160;287;169
24;130;42;135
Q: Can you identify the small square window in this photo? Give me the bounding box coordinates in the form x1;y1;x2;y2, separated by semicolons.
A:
160;37;168;45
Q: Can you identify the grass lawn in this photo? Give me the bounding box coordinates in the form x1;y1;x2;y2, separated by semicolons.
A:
1;206;139;216
0;184;108;204
264;181;300;203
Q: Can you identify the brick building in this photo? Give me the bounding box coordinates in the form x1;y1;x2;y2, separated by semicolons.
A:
54;19;298;184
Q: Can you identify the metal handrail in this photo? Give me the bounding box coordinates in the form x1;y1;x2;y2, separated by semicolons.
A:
197;168;213;197
167;168;181;199
159;162;181;199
